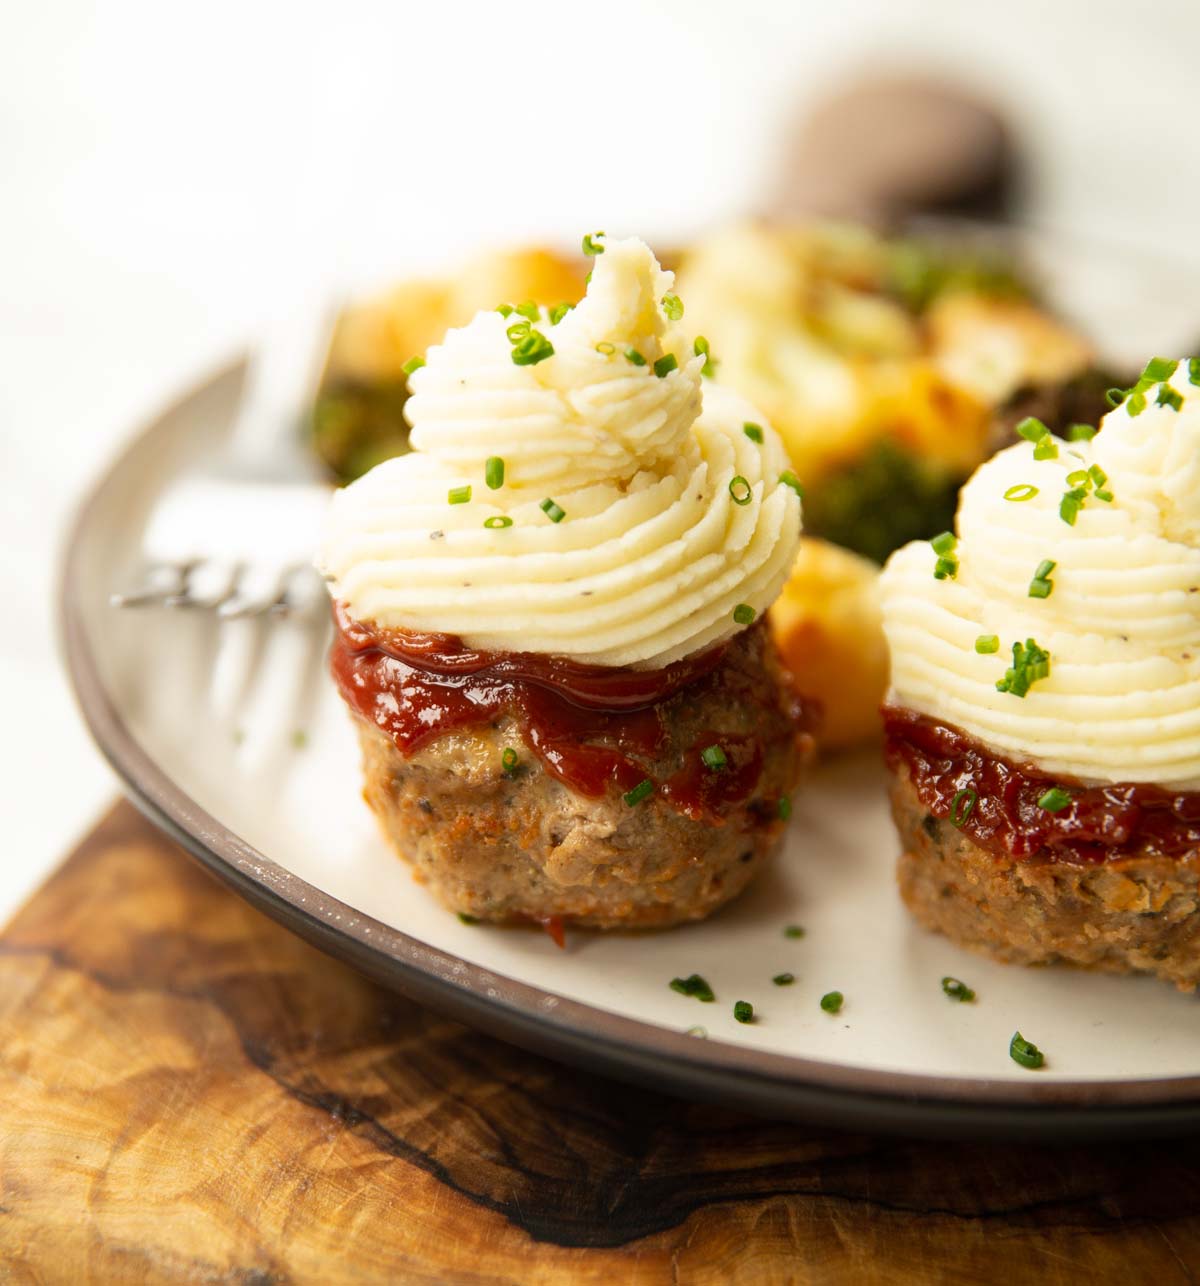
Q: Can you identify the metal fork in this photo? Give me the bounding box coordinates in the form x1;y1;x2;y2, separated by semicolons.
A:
111;300;336;618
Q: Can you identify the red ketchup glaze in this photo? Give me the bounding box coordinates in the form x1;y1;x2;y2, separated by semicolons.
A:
329;602;773;820
661;732;764;822
884;706;1200;864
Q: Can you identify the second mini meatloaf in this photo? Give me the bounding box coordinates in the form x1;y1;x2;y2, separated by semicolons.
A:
879;357;1200;988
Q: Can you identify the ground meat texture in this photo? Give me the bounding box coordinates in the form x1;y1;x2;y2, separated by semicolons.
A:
353;626;809;929
889;763;1200;991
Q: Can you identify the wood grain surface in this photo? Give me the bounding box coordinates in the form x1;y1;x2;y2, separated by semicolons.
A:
1;801;1200;1283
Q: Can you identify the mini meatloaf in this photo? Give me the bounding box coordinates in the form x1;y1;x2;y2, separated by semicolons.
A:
885;709;1200;991
335;612;810;930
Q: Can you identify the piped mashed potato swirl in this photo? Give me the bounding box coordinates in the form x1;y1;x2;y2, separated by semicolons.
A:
320;237;802;668
881;359;1200;787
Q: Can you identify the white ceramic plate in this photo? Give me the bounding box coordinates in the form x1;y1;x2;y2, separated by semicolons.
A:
62;235;1200;1139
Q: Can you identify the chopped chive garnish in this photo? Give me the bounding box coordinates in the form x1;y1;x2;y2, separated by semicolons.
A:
773;972;795;986
582;231;606;256
1033;438;1059;460
540;498;566;523
1142;356;1178;383
1189;357;1200;387
653;353;678;378
1004;483;1038;502
1158;384;1183;412
595;341;615;354
661;293;684;321
514;300;540;321
996;637;1051;698
401;355;425;375
623;778;654;807
1066;423;1097;441
1060;490;1084;526
783;924;805;939
950;787;977;828
693;335;716;377
686;1025;707;1037
457;912;479;925
501;747;519;773
975;634;1000;654
1037;786;1071;812
548;301;573;325
622;771;650;802
820;991;844;1014
779;470;804;497
291;729;308;749
506;320;531;342
448;485;472;505
483;515;513;529
743;422;764;443
1028;559;1056;599
496;304;514;317
701;744;728;771
1059;462;1114;525
1109;358;1183;417
1015;416;1048;443
930;530;957;555
1009;1031;1045;1070
485;456;505;490
670;973;715;1003
933;556;958;581
778;796;792;821
941;976;975;1002
511;331;555;366
729;476;752;505
733;1000;754;1024
733;603;756;625
624;347;647;366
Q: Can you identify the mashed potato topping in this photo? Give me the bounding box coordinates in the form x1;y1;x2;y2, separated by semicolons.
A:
320;237;802;668
881;359;1200;786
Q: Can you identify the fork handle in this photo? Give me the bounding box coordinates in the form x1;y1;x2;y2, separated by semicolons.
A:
229;293;342;463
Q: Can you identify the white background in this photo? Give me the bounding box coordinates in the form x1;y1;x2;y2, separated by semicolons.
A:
4;0;1200;924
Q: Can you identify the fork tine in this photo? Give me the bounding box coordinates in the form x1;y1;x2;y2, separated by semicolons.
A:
269;564;325;618
110;561;195;608
218;563;291;620
165;560;243;609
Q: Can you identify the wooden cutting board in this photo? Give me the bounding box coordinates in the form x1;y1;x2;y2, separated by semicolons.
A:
2;800;1199;1283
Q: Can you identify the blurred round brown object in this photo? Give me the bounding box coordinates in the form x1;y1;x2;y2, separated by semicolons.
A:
775;76;1016;223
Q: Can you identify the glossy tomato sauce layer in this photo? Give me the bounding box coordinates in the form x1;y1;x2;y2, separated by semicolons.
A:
330;602;808;822
884;706;1200;864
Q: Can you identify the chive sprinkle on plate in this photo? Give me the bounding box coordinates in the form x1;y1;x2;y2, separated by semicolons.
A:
1009;1031;1045;1069
670;974;715;1003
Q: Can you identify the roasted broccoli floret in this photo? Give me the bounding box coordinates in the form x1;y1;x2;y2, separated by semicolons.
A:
311;378;411;485
801;439;963;565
